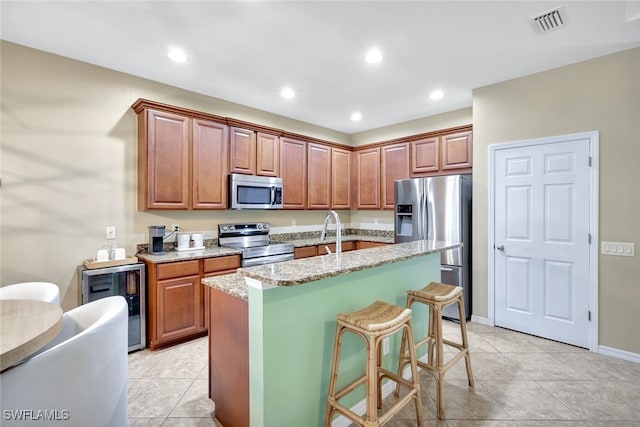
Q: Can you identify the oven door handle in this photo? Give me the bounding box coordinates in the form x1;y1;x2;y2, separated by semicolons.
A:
242;253;294;267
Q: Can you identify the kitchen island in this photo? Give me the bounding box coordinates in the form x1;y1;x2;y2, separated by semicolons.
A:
202;240;460;427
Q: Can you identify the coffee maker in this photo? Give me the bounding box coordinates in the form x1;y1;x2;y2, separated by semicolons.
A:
148;225;166;255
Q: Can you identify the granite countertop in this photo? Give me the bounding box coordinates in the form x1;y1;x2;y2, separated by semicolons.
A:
136;233;393;264
137;246;241;264
239;240;460;287
202;273;248;301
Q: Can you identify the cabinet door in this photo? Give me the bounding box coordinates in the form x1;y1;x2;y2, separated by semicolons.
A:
193;119;229;209
294;246;317;259
280;137;307;209
411;136;439;175
157;274;203;342
354;148;381;209
229;127;256;175
256;133;280;177
141;109;190;209
307;143;331;209
331;148;351;209
441;130;473;170
381;143;410;209
355;241;389;250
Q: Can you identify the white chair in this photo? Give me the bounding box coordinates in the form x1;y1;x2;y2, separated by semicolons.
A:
0;282;60;305
0;296;129;427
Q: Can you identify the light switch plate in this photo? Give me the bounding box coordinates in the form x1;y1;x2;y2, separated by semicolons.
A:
106;226;116;239
601;241;634;256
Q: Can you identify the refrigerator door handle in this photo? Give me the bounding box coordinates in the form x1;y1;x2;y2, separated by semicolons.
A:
419;192;425;239
441;267;454;272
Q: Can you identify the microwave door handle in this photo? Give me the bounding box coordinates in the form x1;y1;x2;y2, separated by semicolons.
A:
270;186;276;206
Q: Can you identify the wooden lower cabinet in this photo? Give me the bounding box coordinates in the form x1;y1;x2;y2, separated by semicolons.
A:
145;255;240;350
294;245;317;259
209;289;249;427
295;240;387;258
317;240;355;255
355;241;390;250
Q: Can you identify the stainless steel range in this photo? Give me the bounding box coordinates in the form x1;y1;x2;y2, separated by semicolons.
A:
218;222;294;267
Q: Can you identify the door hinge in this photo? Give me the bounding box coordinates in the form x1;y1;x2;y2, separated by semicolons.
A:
588;311;591;321
588;156;592;167
588;233;592;244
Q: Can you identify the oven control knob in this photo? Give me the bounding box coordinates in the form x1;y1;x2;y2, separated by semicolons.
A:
263;224;269;230
257;224;262;229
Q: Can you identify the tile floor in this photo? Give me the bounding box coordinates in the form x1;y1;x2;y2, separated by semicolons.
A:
127;321;640;426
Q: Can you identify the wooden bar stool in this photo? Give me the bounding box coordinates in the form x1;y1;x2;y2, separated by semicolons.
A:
325;300;424;427
396;282;474;420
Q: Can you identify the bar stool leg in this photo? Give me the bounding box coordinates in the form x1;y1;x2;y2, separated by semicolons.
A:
405;320;425;426
457;295;474;388
365;336;378;425
434;304;446;420
325;325;345;427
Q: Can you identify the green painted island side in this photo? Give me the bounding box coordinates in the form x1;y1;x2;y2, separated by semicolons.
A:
248;252;440;427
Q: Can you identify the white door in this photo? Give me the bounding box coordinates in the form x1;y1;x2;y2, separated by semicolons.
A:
493;137;592;348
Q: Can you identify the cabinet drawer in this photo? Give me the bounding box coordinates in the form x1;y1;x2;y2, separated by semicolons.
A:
157;260;200;280
204;255;241;274
294;246;317;259
317;241;355;255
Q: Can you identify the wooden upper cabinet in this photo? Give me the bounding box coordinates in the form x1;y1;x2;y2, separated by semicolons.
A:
192;119;229;209
354;147;381;209
229;127;279;177
441;130;473;171
280;137;307;209
229;127;256;175
256;133;280;177
381;143;410;209
307;143;331;209
331;148;351;210
411;137;439;175
139;109;190;210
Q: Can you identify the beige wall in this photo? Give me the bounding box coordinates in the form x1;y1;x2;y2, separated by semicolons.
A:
1;41;470;311
0;41;355;309
350;107;472;146
4;40;638;355
472;47;640;354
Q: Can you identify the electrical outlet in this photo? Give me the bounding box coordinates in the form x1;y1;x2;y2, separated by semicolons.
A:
382;337;390;355
106;226;116;239
172;224;180;232
291;219;296;227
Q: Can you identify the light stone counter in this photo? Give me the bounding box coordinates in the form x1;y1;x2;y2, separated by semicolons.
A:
239;240;460;288
202;273;248;301
137;246;241;264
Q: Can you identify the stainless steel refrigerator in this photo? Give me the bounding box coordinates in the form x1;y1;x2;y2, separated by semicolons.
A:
395;174;472;320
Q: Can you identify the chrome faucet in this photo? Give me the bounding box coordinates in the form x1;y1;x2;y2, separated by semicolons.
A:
320;210;342;255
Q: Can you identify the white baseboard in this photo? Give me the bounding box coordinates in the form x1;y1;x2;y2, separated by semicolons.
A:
471;316;640;365
470;314;491;326
598;345;640;364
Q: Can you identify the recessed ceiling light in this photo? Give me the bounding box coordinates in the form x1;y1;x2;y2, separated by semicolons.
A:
280;87;295;99
364;48;383;64
168;48;188;63
430;89;444;100
350;112;362;121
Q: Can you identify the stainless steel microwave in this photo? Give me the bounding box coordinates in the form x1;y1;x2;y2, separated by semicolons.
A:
228;173;283;210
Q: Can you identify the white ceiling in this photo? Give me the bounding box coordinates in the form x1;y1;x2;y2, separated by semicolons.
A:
1;1;639;134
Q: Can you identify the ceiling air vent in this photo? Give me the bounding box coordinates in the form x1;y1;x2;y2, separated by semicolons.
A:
530;6;566;33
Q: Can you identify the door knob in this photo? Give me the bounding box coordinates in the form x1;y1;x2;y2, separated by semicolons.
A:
496;245;505;251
